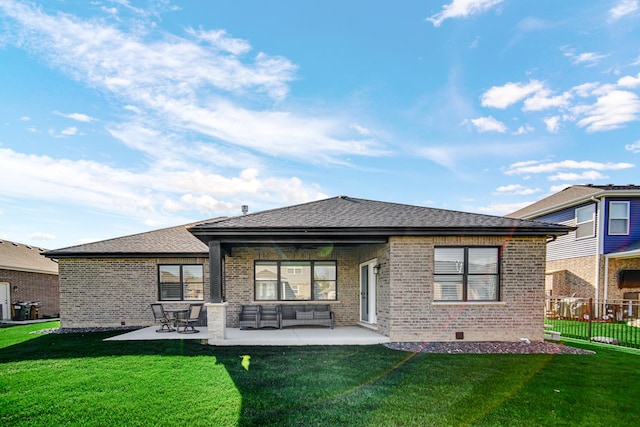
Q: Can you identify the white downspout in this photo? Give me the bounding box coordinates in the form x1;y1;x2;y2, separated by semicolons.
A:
593;196;605;317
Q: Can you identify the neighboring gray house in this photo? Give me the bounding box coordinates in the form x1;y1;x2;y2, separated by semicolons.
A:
46;196;570;343
1;240;59;320
508;184;640;303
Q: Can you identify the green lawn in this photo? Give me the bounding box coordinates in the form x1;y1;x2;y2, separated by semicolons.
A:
1;322;639;426
545;318;640;348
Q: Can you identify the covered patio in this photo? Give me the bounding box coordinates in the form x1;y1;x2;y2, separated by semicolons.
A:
105;325;390;346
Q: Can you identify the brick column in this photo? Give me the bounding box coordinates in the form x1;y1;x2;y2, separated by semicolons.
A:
206;302;227;343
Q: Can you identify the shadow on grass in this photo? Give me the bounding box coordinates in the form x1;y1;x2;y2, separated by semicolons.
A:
0;325;418;426
3;324;639;426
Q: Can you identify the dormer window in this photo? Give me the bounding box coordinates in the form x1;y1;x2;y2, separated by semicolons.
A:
609;201;630;235
575;204;595;239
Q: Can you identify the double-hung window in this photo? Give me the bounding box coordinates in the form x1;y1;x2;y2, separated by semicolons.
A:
255;261;337;301
434;247;500;302
609;201;630;235
158;265;204;301
575;204;595;239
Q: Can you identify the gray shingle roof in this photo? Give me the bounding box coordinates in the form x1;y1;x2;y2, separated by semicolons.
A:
191;196;569;237
508;184;640;219
45;218;225;258
0;240;58;274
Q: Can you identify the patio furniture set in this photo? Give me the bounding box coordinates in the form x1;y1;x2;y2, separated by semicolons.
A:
238;304;334;329
151;303;203;333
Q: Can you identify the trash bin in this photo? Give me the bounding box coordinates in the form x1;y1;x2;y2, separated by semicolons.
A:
13;304;24;321
22;304;31;320
30;303;39;320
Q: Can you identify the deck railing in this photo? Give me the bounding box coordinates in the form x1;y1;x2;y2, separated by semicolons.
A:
545;296;640;349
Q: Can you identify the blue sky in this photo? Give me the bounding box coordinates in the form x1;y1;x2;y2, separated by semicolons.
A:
1;0;640;249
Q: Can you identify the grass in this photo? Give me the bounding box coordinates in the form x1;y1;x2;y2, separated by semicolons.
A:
1;322;639;426
546;318;640;348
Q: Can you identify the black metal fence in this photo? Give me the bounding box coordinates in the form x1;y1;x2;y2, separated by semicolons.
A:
545;296;640;349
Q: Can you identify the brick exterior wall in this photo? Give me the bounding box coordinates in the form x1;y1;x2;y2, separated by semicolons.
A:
223;236;546;342
224;245;362;327
57;257;208;328
0;269;59;318
383;236;547;342
605;257;640;300
546;255;598;298
57;235;548;343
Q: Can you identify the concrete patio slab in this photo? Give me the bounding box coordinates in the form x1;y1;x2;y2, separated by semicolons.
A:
105;326;390;346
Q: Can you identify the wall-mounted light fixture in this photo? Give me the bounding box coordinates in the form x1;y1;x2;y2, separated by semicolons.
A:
12;285;18;293
373;264;381;275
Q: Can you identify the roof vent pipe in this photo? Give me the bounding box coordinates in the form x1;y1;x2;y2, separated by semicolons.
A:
241;205;249;215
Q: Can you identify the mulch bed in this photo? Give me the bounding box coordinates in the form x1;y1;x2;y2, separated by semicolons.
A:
385;341;595;354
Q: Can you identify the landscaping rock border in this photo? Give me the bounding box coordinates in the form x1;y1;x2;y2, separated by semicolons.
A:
385;341;595;354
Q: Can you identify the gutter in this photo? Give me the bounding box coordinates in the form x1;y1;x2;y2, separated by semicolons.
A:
593;196;604;315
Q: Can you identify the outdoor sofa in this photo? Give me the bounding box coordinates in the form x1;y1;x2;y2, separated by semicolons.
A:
237;304;334;329
279;304;334;329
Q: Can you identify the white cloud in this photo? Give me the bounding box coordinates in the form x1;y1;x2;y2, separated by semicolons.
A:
48;127;80;137
504;159;634;175
351;124;371;136
481;80;545;109
54;111;96;122
512;125;534;135
20;116;30;121
574;90;640;132
61;126;79;136
617;72;640;88
0;1;381;165
493;184;541;196
523;90;571;112
625;141;640;153
476;202;533;215
544;116;560;133
548;171;607;181
29;232;55;241
427;0;504;27
185;28;251;55
0;147;328;220
609;0;638;21
563;49;608;67
464;116;507;133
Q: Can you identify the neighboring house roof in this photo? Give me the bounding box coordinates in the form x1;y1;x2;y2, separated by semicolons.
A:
0;240;58;275
190;196;571;244
44;218;225;258
508;184;640;220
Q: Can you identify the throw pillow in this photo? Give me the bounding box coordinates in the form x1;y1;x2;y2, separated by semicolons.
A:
313;310;331;319
296;310;314;320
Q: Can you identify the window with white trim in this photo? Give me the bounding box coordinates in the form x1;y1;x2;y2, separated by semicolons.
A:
434;247;500;302
575;204;595;239
609;201;630;235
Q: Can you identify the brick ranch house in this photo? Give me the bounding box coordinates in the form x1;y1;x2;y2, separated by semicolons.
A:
1;239;59;320
45;196;570;343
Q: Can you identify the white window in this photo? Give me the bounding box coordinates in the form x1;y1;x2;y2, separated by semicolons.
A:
609;201;630;235
575;204;595;239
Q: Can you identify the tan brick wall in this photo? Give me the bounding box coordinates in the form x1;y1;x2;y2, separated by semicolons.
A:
224;246;362;327
58;257;208;328
0;269;59;318
223;236;547;342
386;236;547;342
546;255;598;298
605;257;640;300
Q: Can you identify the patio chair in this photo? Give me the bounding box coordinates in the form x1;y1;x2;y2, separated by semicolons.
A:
258;305;280;329
176;303;203;334
150;303;174;332
238;305;260;329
